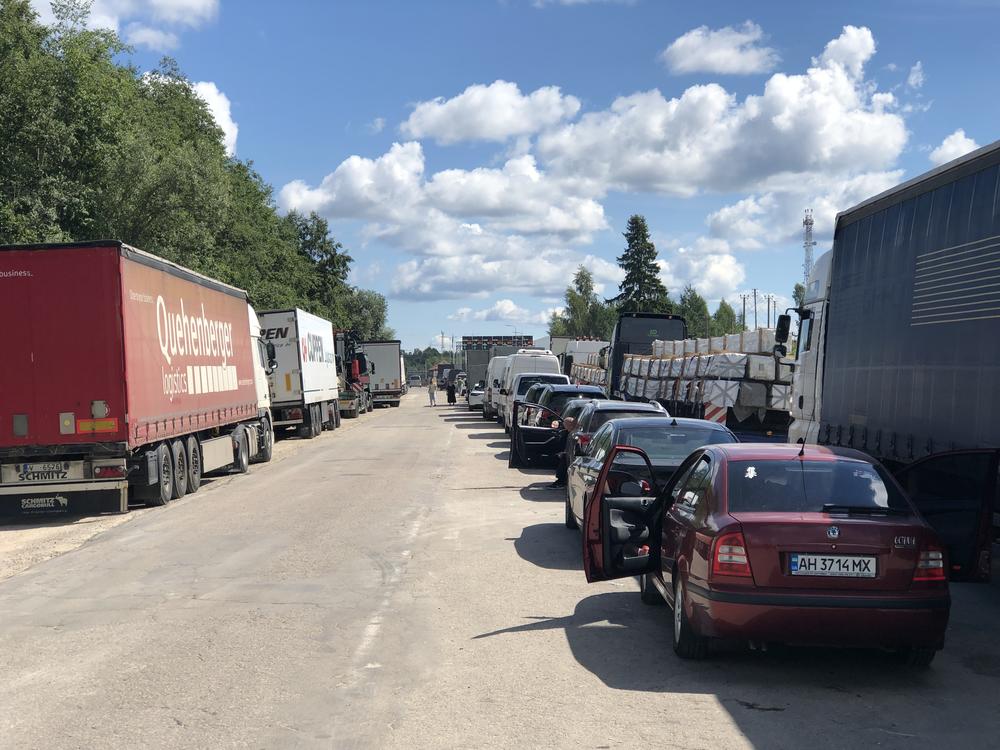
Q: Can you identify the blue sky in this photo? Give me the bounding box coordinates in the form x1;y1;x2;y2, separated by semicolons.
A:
34;0;1000;350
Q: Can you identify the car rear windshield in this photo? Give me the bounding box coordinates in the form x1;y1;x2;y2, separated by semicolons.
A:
617;425;735;463
589;410;660;431
544;392;598;413
516;375;567;395
726;460;911;513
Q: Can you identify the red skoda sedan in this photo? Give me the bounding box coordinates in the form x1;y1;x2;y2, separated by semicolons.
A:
582;444;950;665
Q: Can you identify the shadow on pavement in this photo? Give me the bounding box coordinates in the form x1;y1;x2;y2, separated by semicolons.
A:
509;522;579;570
465;433;505;441
471;590;951;747
519;482;563;502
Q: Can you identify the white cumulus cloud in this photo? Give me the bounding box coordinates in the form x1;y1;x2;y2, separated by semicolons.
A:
125;23;179;51
192;81;238;157
660;21;779;75
929;129;980;166
148;0;217;26
401;80;580;144
538;26;903;196
907;61;924;89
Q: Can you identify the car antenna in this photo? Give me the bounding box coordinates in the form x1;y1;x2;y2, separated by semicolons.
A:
797;437;806;457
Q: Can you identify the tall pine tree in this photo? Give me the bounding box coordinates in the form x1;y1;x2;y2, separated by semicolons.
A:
609;215;672;313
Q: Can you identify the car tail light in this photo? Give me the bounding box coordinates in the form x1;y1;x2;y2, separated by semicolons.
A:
711;531;753;579
94;465;125;479
913;544;946;583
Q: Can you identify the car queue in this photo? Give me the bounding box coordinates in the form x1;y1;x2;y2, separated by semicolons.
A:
463;348;952;667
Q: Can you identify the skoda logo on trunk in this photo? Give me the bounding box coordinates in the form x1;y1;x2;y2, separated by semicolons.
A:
827;526;840;540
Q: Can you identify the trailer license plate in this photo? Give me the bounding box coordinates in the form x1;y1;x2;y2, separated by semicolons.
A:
2;461;84;483
789;553;876;578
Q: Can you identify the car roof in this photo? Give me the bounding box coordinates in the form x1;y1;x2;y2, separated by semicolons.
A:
512;371;567;381
608;416;727;431
585;399;663;412
543;384;605;394
709;443;876;463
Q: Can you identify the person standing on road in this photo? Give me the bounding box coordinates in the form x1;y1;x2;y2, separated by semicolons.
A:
446;380;457;405
428;380;437;407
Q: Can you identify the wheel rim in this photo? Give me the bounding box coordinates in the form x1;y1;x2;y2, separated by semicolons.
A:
673;581;683;644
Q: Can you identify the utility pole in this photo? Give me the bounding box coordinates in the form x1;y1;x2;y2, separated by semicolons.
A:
739;293;750;332
764;294;775;327
752;288;759;329
440;330;445;353
450;335;455;365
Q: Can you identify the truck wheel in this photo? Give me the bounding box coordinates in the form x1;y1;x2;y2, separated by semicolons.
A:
313;404;323;436
333;407;342;429
169;439;188;500
252;418;273;464
147;443;173;507
233;428;250;473
186;435;202;492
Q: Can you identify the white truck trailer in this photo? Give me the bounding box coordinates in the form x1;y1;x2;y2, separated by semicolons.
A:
259;308;340;438
360;340;404;407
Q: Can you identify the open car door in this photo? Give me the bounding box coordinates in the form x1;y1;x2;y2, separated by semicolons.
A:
510;402;566;467
582;445;664;583
894;449;999;582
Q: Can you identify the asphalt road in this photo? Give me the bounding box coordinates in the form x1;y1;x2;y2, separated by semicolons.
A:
2;394;1000;748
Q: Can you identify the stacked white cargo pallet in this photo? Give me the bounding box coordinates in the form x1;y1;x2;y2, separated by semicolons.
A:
570;350;607;388
620;329;793;436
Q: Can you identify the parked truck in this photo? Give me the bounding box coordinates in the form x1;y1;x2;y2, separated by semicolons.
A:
572;313;687;400
463;348;491;389
788;140;1000;581
361;340;404;407
436;362;456;388
0;240;275;516
335;331;374;418
259;308;340;438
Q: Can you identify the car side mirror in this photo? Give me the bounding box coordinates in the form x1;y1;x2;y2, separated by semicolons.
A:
775;314;791;344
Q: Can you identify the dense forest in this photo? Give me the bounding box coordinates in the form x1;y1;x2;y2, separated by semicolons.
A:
0;0;392;339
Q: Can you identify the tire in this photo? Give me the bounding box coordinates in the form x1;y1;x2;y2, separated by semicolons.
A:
147;443;173;507
169;439;188;500
313;405;323;437
391;401;400;408
233;428;250;474
672;577;708;659
185;435;202;493
898;647;937;668
640;572;665;605
564;494;578;529
252;418;273;464
333;408;342;429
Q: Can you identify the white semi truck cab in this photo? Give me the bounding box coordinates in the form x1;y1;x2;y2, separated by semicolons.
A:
788;251;833;447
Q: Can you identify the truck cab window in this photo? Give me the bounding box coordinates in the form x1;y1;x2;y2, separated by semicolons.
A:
797;316;812;358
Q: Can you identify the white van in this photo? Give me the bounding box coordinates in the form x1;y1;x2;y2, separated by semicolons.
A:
483;356;509;420
499;350;563;428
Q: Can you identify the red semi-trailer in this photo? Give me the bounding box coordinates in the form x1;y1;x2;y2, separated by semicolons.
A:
0;240;276;516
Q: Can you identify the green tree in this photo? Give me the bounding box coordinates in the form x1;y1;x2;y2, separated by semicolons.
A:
710;299;739;336
550;265;617;339
0;0;393;339
609;215;672;313
677;285;711;339
793;282;806;309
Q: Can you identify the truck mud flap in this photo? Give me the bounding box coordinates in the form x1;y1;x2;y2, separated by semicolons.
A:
0;482;129;517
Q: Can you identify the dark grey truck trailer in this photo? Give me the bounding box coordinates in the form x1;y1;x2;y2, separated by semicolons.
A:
790;139;1000;581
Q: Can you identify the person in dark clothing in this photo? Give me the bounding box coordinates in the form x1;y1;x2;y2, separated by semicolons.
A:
446;381;457;405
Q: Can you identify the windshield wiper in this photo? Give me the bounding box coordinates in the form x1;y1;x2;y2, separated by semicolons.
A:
822;503;907;515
